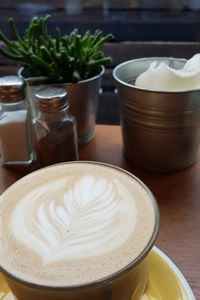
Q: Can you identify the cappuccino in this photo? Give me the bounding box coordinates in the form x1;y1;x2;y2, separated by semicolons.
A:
0;162;157;287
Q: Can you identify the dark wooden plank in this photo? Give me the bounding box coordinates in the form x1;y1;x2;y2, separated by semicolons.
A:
96;91;119;125
1;6;200;41
0;0;190;10
2;40;200;69
102;41;200;66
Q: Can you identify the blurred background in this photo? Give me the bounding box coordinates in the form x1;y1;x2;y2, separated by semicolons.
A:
1;0;200;124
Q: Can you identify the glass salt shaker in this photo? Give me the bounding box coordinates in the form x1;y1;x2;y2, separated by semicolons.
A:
0;76;33;166
32;86;78;168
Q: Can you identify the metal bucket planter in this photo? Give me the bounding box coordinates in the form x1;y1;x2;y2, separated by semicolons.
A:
19;67;104;146
113;57;200;172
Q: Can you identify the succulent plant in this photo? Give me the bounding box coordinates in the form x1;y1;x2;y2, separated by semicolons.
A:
0;15;113;83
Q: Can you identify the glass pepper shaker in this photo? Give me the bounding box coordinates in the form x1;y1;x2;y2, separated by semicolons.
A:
32;86;78;168
0;76;33;166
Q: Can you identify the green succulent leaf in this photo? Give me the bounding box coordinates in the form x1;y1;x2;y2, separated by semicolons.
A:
0;15;113;83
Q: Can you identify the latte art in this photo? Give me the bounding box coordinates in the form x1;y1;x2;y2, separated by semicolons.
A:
11;175;137;264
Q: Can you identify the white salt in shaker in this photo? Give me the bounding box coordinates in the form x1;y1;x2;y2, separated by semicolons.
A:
0;76;33;165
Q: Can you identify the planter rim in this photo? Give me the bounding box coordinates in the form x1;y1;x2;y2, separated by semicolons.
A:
112;57;200;95
18;66;105;86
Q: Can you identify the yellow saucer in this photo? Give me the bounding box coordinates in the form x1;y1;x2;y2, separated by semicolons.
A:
0;247;195;300
142;247;195;300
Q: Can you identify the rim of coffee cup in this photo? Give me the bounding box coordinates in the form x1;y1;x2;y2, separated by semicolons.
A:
0;161;160;290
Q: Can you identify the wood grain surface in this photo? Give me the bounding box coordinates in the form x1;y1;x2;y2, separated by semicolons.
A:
0;125;199;299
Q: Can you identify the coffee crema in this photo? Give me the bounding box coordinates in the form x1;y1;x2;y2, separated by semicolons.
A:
0;162;156;286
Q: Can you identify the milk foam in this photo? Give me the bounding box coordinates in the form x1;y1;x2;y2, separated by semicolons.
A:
11;175;137;264
0;163;156;286
135;54;200;91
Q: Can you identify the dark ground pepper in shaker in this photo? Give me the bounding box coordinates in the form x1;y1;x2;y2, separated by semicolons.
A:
32;87;78;168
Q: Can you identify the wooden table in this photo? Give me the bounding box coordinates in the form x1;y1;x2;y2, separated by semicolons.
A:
0;124;199;299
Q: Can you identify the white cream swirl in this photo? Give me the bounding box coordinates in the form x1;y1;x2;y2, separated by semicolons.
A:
11;175;137;264
135;53;200;91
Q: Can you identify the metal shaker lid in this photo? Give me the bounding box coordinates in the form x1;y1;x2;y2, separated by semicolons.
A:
0;76;26;102
35;87;68;112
